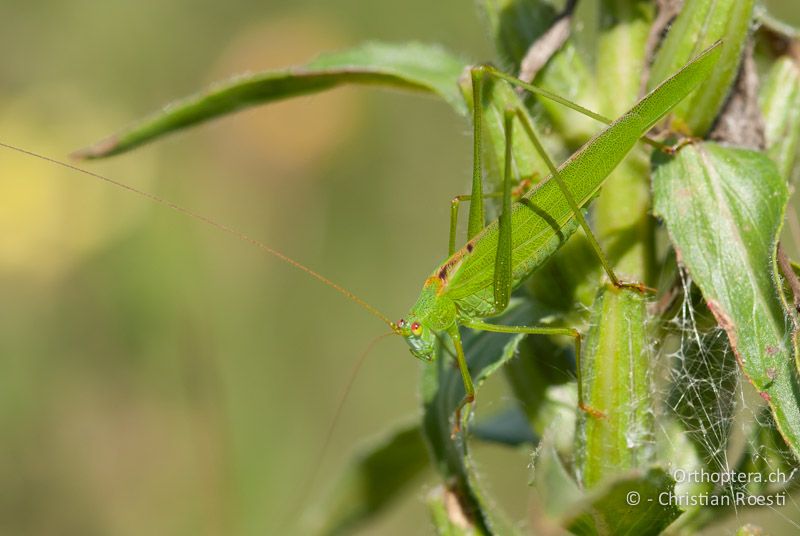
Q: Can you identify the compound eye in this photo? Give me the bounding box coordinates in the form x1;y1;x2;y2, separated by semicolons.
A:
397;318;407;329
410;322;422;336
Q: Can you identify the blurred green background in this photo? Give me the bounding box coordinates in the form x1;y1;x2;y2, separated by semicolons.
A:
0;1;798;535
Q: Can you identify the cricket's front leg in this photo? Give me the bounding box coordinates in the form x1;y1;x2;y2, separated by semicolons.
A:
447;324;475;438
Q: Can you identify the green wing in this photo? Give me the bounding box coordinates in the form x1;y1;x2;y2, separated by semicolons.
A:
443;43;722;306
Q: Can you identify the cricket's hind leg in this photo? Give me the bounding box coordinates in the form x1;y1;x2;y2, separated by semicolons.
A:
512;107;655;294
446;323;476;438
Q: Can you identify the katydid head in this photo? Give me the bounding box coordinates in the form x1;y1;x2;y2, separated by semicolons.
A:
397;317;437;361
397;277;457;362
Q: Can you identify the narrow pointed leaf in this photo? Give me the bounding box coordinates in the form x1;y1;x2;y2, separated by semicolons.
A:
760;56;800;181
77;42;467;158
653;142;800;458
648;0;755;136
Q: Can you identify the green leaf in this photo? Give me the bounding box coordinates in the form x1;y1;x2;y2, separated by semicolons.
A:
564;468;681;536
421;299;535;536
76;42;467;158
652;142;800;459
576;286;655;488
647;0;755;136
760;56;800;181
306;423;429;535
532;443;682;535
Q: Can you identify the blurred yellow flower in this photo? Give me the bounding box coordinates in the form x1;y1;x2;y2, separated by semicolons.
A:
0;91;154;281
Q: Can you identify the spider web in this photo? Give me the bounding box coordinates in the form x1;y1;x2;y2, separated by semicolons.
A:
658;266;800;530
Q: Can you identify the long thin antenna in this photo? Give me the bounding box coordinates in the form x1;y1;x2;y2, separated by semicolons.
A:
0;141;400;332
279;330;395;532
